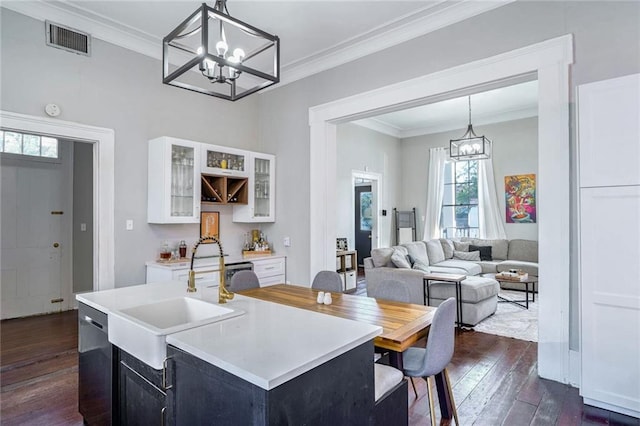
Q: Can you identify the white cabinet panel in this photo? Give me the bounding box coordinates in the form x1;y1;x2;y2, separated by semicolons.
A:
580;186;640;416
251;257;286;286
233;152;275;222
578;74;640;188
147;137;201;223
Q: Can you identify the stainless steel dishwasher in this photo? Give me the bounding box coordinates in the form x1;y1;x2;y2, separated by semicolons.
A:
78;303;114;425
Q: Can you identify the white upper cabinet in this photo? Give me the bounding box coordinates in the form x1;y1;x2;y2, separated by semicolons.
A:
578;73;640;188
233;152;276;223
147;137;201;224
201;144;249;178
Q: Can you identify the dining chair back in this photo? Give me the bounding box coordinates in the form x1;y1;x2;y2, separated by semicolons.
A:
229;270;260;292
311;270;343;293
368;279;412;303
402;297;458;425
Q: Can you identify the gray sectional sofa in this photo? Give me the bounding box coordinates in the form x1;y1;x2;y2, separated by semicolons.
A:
364;238;538;325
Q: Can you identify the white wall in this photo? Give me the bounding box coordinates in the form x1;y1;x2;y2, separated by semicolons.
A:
0;9;261;286
336;123;401;249
401;117;539;241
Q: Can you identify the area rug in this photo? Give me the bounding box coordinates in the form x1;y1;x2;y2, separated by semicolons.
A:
473;290;538;342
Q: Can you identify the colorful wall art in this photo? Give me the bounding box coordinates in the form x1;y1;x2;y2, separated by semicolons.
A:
505;174;536;223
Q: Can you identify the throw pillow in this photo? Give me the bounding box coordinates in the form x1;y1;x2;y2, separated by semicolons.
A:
453;250;481;261
390;248;412;269
453;241;471;252
469;245;493;261
412;259;431;273
425;240;446;264
440;239;455;259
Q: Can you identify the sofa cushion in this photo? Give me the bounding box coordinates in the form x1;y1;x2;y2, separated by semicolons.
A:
425;240;446;265
469;245;492;261
412;259;431;273
434;259;482;276
477;261;500;274
371;248;395;268
453;240;471;252
430;265;469;275
428;276;499;303
508;239;538;262
469;239;509;260
453;250;481;261
497;260;538;276
401;241;430;266
390;247;411;269
440;239;455;259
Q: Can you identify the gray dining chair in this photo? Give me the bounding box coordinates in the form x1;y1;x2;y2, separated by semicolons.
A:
369;279;419;398
367;279;412;303
229;270;260;292
402;297;458;426
311;270;343;293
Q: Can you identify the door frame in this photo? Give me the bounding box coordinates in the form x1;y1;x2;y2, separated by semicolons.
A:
308;35;573;384
351;170;381;257
1;110;115;291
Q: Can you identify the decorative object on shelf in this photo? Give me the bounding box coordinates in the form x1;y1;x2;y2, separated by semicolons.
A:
336;237;348;251
162;0;280;101
179;240;188;258
449;96;492;161
505;174;536;223
242;229;271;256
159;240;172;261
200;211;220;242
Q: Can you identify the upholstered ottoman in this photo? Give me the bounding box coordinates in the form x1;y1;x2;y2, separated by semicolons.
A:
427;276;499;326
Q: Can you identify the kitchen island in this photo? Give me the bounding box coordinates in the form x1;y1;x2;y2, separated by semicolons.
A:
76;281;382;425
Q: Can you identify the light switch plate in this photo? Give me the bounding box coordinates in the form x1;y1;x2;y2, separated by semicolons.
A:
126;219;134;230
283;237;291;247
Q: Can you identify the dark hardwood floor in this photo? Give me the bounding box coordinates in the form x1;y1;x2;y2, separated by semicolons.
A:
2;287;638;425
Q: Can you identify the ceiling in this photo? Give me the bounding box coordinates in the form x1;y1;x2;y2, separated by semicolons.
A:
2;0;529;132
352;79;539;138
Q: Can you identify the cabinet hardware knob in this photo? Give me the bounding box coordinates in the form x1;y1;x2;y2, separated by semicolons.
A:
53;242;60;248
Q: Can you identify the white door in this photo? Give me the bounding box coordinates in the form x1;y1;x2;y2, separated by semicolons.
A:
1;144;73;319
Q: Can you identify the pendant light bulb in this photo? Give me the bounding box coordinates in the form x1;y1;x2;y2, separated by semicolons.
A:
216;40;228;56
233;48;245;61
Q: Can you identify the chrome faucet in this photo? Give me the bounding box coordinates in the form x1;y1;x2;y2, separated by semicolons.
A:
188;235;234;304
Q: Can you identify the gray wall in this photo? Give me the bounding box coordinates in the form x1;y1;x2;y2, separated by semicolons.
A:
257;1;640;349
0;9;261;286
72;141;94;293
336;123;401;250
401;117;539;241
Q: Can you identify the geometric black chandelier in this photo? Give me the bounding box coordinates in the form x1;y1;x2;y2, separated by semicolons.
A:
449;96;492;161
163;1;280;101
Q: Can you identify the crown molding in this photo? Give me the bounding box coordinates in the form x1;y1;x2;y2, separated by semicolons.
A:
3;0;515;89
274;0;516;89
353;106;538;139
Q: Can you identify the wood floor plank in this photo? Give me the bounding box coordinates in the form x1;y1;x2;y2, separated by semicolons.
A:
500;400;538;426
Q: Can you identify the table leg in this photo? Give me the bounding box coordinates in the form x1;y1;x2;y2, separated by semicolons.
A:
388;351;403;370
525;282;529;309
456;281;463;326
435;372;452;419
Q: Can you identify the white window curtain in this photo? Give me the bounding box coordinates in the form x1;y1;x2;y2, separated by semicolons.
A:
478;157;507;239
423;147;447;240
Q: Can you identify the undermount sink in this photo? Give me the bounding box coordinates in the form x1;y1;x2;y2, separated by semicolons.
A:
108;297;244;369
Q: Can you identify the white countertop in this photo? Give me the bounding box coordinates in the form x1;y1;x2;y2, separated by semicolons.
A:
76;282;381;391
145;254;286;270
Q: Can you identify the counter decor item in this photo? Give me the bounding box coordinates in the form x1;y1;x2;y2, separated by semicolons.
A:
242;230;271;256
200;211;220;242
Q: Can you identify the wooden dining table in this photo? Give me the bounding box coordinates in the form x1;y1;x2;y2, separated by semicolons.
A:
239;284;456;419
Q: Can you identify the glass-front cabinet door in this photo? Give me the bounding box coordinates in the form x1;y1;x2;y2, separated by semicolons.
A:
233;152;275;223
148;137;201;223
201;144;249;177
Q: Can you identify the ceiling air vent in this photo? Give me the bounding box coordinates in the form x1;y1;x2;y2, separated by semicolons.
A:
45;21;91;56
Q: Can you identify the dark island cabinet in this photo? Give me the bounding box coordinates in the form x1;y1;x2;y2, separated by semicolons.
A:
118;349;167;426
165;342;375;426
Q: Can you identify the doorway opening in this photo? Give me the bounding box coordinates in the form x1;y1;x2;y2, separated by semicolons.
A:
308;35;573;384
1;111;115;301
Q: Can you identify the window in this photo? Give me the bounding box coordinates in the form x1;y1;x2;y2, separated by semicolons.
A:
441;159;479;238
0;130;58;158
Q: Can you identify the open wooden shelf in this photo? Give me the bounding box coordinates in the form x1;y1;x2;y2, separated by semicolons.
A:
201;174;248;205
